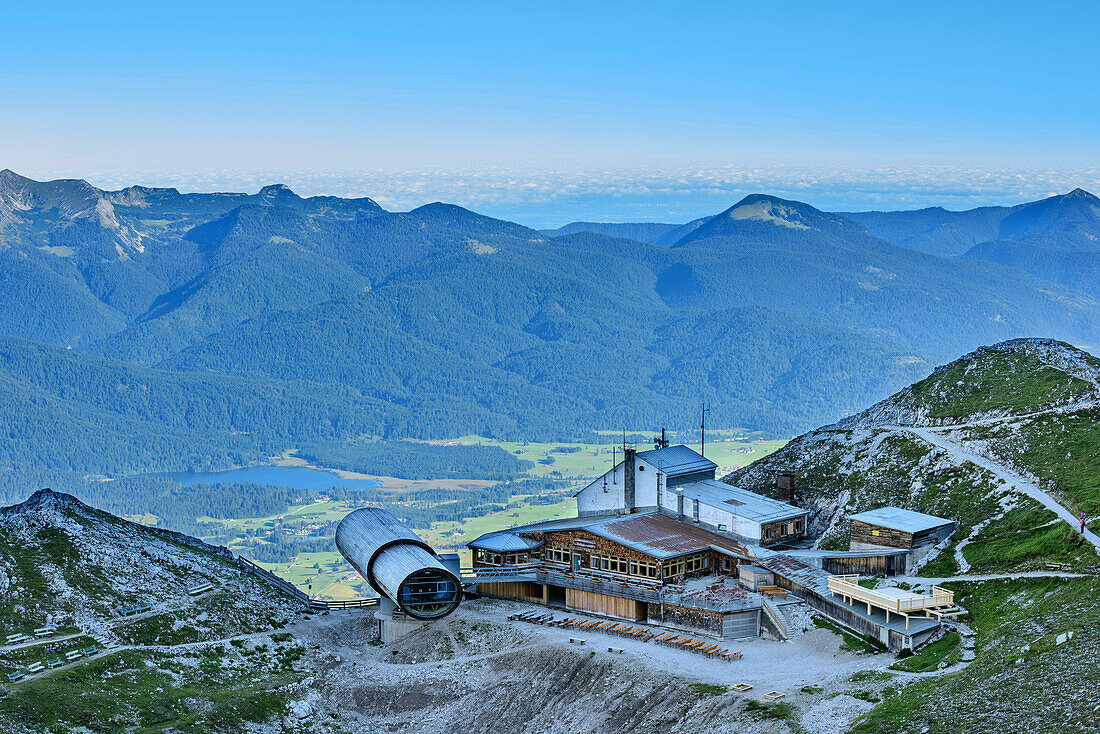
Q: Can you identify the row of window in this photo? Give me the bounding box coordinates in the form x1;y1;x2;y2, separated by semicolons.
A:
662;551;709;578
545;547;570;564
590;553;629;574
483;545;740;582
587;553;661;579
763;519;805;540
474;549;532;565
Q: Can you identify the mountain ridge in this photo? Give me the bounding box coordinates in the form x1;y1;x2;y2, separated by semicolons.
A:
1;171;1100;462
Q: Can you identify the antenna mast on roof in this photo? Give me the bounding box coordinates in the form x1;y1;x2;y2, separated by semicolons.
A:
654;427;668;450
700;403;710;457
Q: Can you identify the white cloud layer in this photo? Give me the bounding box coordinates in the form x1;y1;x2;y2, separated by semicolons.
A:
31;164;1100;229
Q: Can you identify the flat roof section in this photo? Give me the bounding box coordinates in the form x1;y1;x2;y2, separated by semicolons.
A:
847;506;954;534
678;480;808;524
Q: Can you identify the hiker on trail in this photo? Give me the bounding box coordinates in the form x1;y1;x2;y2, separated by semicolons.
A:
1082;512;1088;534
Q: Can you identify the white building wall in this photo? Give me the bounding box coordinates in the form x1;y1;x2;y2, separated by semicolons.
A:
726;513;762;543
575;466;625;515
697;502;733;531
576;455;663;515
633;457;660;509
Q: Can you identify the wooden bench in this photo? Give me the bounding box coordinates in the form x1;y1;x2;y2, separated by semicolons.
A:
722;650;743;661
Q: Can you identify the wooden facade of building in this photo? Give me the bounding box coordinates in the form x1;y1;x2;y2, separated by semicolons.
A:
849;520;917;550
566;588;647;620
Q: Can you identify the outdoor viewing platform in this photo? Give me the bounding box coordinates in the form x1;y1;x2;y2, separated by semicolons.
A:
826;575;962;630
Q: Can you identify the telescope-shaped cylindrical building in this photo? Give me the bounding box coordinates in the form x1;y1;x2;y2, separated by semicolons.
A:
335;507;462;620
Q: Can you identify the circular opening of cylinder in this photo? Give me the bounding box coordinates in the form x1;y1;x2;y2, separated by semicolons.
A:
397;568;462;619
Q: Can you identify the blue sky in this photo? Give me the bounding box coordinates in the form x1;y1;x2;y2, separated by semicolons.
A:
2;2;1098;224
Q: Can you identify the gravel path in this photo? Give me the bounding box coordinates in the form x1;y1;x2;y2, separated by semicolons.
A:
895;426;1100;553
897;571;1094;584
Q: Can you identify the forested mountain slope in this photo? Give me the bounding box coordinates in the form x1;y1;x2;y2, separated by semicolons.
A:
3;172;1100;460
847;189;1100;299
540;216;710;245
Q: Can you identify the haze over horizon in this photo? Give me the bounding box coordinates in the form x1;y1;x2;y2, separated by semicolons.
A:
4;1;1099;226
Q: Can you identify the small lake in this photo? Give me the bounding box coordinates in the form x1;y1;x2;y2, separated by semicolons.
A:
156;464;382;493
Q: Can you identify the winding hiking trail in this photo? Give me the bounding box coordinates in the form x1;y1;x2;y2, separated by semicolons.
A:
892;425;1100;554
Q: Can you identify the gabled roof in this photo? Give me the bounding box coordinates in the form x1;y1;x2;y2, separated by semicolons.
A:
467;532;544;552
636;444;716;477
677;479;807;524
847;506;954;534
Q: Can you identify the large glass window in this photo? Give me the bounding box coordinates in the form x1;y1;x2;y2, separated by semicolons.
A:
398;569;461;619
663;552;710;578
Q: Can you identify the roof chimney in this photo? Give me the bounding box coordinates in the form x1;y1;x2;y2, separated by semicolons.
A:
776;473;796;505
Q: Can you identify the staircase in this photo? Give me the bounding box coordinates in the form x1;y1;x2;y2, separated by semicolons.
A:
760;598;790;640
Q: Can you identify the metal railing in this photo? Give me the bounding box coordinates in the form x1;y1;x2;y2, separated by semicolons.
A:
235;556;379;611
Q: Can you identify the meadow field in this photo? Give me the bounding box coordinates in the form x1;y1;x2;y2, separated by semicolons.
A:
207;433;785;599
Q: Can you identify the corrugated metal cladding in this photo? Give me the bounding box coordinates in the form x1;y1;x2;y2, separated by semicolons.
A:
636;445;717;477
335;508;462;620
847;506;953;534
588;512;750;559
723;610;759;639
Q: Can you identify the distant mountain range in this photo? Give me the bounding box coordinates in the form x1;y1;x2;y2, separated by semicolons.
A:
2;169;1100;485
551;187;1100;298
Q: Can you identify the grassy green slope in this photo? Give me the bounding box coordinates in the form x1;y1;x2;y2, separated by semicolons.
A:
728;338;1100;573
0;489;307;733
726;338;1100;731
853;577;1100;734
